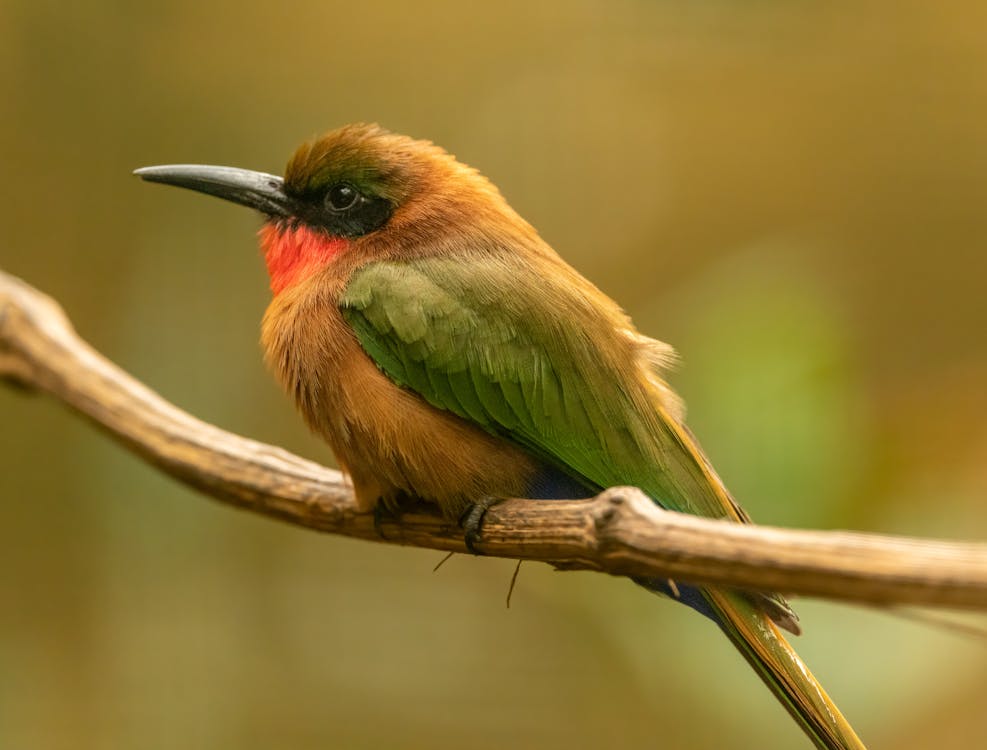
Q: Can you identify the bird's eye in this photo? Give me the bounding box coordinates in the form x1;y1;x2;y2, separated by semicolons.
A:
326;183;359;212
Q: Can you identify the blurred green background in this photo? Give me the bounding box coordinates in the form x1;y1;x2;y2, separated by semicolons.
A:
2;1;987;748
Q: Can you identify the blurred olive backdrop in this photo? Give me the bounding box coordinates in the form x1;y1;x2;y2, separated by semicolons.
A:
3;2;987;748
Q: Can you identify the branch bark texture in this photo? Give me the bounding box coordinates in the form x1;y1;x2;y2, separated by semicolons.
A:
3;268;987;610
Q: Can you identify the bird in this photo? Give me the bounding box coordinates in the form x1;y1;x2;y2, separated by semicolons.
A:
135;123;865;749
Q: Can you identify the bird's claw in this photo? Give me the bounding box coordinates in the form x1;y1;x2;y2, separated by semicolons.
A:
459;496;504;554
372;502;390;539
372;491;414;539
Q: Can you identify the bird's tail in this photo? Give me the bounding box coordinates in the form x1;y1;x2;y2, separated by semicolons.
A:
704;587;866;750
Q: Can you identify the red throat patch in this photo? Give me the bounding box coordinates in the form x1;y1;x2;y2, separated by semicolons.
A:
259;223;349;294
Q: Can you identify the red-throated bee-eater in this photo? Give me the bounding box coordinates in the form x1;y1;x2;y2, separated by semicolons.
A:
136;124;864;749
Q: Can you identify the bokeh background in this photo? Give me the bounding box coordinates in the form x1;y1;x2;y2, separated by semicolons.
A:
3;2;987;748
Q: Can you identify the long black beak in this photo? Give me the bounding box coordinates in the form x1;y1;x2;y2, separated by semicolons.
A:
133;164;295;218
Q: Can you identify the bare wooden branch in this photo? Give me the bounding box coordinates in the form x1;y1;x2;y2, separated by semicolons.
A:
3;268;987;610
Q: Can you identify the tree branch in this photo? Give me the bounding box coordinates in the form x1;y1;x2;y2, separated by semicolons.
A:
3;268;987;610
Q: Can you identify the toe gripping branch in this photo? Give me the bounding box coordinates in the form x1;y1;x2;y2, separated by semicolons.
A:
460;496;505;554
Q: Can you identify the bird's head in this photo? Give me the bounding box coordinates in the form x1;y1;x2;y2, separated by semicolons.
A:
136;124;524;294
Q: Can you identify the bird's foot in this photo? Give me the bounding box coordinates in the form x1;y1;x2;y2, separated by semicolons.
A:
373;490;416;539
459;495;504;554
372;502;391;538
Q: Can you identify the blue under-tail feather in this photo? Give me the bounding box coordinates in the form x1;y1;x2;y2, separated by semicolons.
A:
526;465;719;624
526;465;596;501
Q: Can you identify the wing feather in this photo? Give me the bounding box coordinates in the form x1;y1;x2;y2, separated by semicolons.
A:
341;256;724;519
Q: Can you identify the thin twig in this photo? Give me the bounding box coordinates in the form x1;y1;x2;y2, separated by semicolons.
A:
506;560;523;608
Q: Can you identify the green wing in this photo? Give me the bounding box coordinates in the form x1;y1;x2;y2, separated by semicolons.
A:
340;256;732;519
